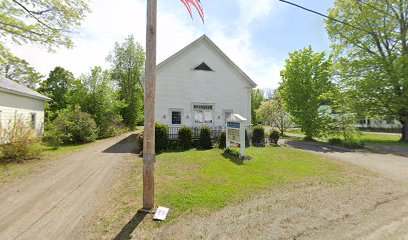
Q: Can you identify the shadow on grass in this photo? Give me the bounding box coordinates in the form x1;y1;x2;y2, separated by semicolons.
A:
113;211;147;240
221;152;244;165
285;139;354;153
104;134;138;154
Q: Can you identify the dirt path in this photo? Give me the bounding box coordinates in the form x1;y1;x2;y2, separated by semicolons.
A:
285;140;408;183
0;132;139;240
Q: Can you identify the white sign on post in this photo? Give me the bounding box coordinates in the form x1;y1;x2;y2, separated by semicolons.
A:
226;114;247;158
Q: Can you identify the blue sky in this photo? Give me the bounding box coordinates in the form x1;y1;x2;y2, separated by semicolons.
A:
10;0;335;89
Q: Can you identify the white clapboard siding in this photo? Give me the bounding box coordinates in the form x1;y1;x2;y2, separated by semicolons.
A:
150;35;256;128
0;91;46;136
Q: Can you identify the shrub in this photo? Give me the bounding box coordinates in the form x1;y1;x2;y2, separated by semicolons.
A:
245;129;250;147
269;130;280;145
199;126;212;149
0;117;43;161
328;138;342;145
252;126;265;147
155;123;169;152
178;126;193;150
46;108;98;145
328;138;365;149
98;118;125;139
136;132;144;153
219;131;226;149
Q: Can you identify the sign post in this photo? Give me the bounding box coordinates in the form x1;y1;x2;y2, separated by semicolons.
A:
226;114;247;158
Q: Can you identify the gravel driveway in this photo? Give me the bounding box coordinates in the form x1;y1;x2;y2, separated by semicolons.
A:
0;132;138;240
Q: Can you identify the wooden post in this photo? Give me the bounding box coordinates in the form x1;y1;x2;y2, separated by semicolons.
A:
143;0;157;211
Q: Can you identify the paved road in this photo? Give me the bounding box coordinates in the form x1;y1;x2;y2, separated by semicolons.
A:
285;140;408;183
0;133;138;240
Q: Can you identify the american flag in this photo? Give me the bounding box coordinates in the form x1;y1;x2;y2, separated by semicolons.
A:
181;0;205;23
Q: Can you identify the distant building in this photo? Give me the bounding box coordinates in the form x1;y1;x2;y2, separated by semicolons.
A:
0;76;51;137
142;35;257;128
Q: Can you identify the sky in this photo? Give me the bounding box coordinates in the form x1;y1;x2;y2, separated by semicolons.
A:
9;0;335;90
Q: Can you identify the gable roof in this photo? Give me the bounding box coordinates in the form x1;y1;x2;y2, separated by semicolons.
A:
0;76;51;101
157;35;257;88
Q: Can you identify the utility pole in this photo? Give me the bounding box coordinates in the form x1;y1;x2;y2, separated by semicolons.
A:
143;0;157;211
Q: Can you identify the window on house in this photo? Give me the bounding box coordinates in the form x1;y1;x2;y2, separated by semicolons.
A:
194;62;213;71
359;119;366;125
30;113;36;129
171;111;181;125
194;104;213;123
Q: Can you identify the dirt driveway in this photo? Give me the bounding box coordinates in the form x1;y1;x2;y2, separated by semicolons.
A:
0;132;138;240
285;140;408;183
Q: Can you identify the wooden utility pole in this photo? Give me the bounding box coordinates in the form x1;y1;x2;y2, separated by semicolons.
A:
143;0;157;211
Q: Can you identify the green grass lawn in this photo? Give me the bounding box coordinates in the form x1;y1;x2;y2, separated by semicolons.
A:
359;132;406;146
96;146;358;237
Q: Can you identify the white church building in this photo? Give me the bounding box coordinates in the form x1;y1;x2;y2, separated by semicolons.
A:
145;35;257;129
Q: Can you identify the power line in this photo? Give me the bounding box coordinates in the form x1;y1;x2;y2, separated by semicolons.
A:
277;0;372;35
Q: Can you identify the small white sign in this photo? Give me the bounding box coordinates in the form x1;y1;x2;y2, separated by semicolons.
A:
153;206;170;221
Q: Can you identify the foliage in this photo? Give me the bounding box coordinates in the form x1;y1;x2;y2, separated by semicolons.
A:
68;66;124;131
38;67;75;121
0;116;43;161
155;123;169;153
178;126;193;150
199;126;212;149
1;54;43;89
328;138;364;149
136;132;144;153
257;92;292;135
224;148;241;157
0;0;90;63
269;130;280;145
219;131;226;149
252;126;265;147
245;129;250;147
46;108;98;145
280;47;333;140
251;89;265;125
326;0;408;141
107;35;145;127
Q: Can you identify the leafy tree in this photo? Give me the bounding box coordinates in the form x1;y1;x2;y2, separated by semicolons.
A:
256;92;292;136
280;47;333;140
69;66;123;130
1;54;43;89
38;67;75;120
251;89;264;125
107;35;145;128
0;0;89;63
326;0;408;141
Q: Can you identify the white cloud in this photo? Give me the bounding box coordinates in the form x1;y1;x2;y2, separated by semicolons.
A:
8;0;283;89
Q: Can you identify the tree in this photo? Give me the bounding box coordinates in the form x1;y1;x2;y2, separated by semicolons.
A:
280;47;333;140
107;35;145;128
1;54;43;89
256;93;292;136
38;67;75;120
0;0;89;63
69;66;123;130
251;89;264;125
326;0;408;141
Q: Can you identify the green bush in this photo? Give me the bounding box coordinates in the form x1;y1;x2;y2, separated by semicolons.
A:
199;126;212;149
328;138;342;145
0;117;43;161
46;108;98;145
178;126;193;150
245;129;250;147
136;132;144;153
155;123;169;152
219;131;226;149
328;138;365;149
252;126;265;147
269;130;280;145
98;118;125;139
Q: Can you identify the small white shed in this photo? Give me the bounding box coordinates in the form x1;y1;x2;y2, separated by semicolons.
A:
0;76;51;136
143;35;257;128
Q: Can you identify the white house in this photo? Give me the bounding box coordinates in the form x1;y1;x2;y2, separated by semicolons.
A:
144;35;257;129
0;76;51;137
